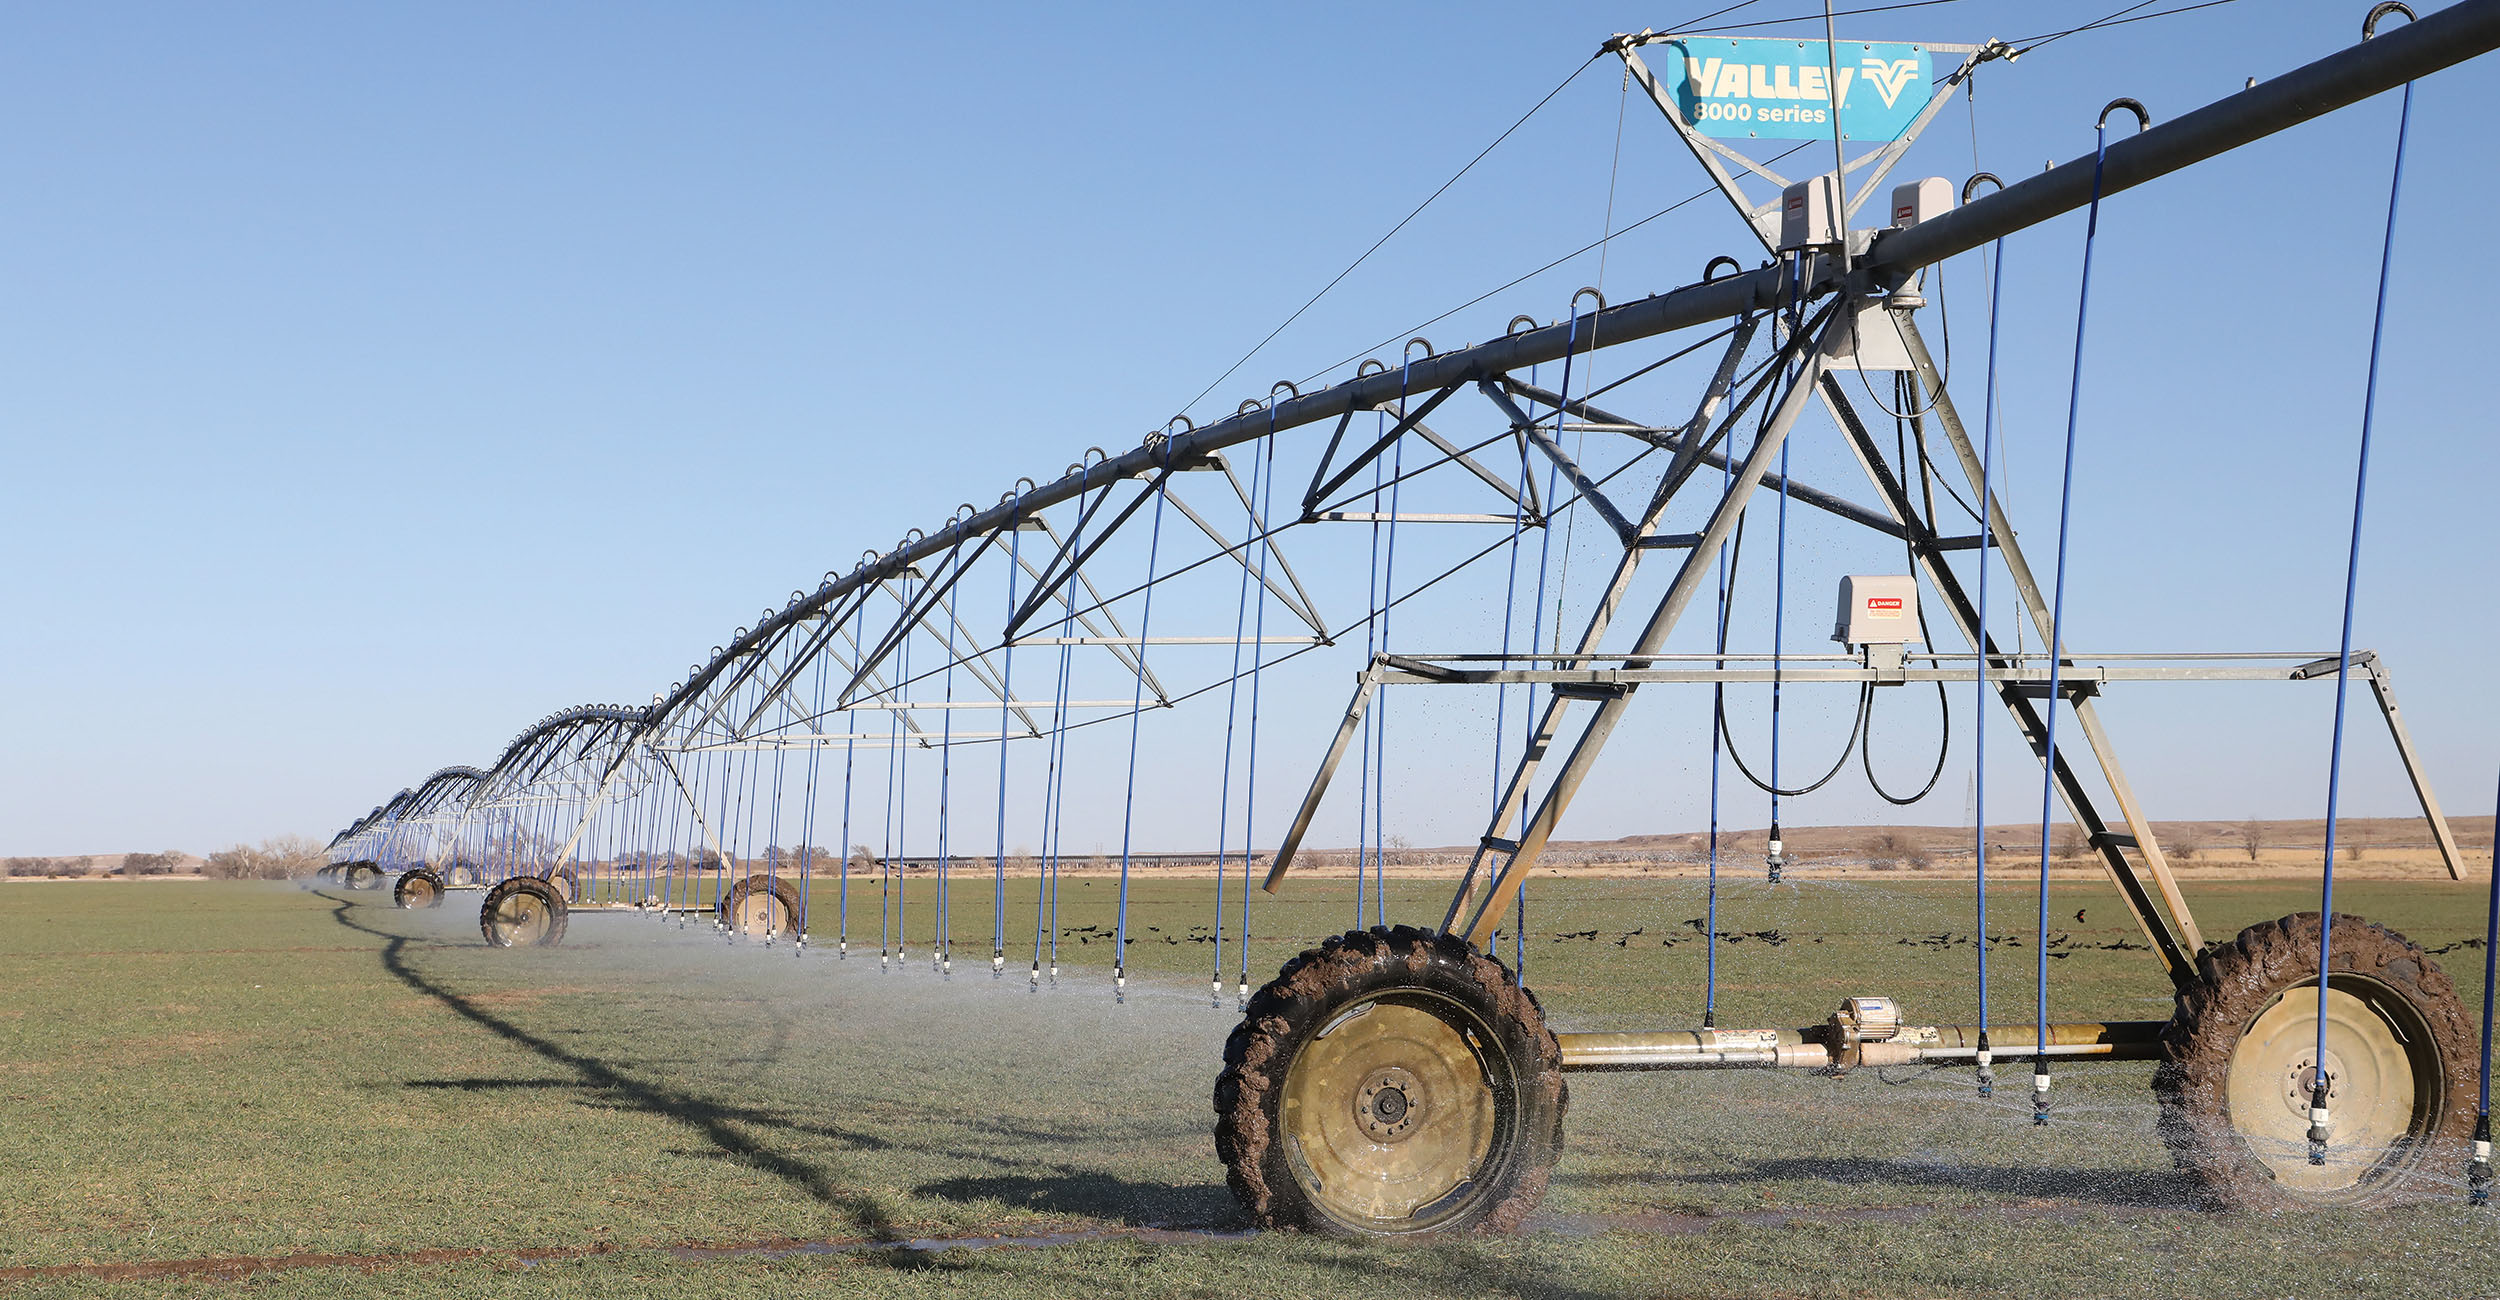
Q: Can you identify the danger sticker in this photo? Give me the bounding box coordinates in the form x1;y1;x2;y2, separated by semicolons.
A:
1866;597;1905;618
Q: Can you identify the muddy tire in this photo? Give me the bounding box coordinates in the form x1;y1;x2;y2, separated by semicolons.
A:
1213;925;1566;1237
343;861;386;891
2154;912;2475;1209
720;873;801;938
394;868;445;910
479;875;569;948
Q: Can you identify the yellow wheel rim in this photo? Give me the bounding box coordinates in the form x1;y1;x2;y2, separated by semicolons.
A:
1279;992;1503;1230
2225;975;2437;1195
493;893;552;946
730;890;784;937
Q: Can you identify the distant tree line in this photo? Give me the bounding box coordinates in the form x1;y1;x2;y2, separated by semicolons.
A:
201;835;324;880
4;852;185;878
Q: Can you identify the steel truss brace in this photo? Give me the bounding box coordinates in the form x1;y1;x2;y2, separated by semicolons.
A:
649;745;735;870
1839;315;2198;968
1507;376;1908;540
1265;309;1808;892
1430;309;1847;942
598;6;2493;760
1302;384;1462;515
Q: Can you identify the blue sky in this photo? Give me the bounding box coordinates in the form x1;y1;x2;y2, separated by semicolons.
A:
5;1;2496;856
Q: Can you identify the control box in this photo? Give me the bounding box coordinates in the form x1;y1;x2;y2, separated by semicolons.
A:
1778;175;1842;251
1889;177;1953;228
1834;575;1921;647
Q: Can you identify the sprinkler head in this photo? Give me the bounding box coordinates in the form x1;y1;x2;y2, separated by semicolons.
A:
2032;1062;2051;1126
2470;1118;2491;1205
2308;1077;2335;1166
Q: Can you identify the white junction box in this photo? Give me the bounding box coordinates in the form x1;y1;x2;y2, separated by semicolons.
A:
1834;575;1921;647
1778;175;1842;252
1889;177;1954;229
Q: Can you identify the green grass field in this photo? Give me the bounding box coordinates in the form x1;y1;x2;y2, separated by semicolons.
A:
3;873;2495;1298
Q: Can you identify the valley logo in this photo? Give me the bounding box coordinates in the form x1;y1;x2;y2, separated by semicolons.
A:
1661;38;1934;142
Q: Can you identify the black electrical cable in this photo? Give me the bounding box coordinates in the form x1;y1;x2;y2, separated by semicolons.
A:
1720;685;1868;796
1908;405;1985;524
1712;511;1868;798
1860;377;1954;807
1863;683;1951;804
1849;262;1950;420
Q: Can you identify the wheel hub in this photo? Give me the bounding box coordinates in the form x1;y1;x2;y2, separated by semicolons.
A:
732;891;783;935
496;895;550;944
1356;1067;1420;1142
2277;1054;2346;1119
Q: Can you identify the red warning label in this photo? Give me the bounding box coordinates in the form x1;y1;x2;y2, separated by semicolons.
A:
1866;597;1905;617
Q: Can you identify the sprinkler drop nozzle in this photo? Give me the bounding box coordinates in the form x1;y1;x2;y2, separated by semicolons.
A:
2032;1059;2051;1126
2469;1117;2491;1206
2308;1077;2334;1166
1765;827;1786;885
1976;1032;1995;1097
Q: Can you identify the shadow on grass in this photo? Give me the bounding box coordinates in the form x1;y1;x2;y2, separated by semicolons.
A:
914;1169;1240;1229
1602;1154;2199;1208
319;893;911;1243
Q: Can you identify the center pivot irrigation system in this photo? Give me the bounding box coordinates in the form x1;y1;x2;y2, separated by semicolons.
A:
327;3;2500;1234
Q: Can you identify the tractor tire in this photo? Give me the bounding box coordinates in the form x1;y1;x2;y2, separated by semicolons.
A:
343;862;385;891
721;873;801;938
2154;912;2476;1209
394;868;445;910
1214;925;1566;1237
479;875;569;948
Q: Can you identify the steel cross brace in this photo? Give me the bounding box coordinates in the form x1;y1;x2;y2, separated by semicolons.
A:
1437;308;1851;943
1263;307;1821;894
